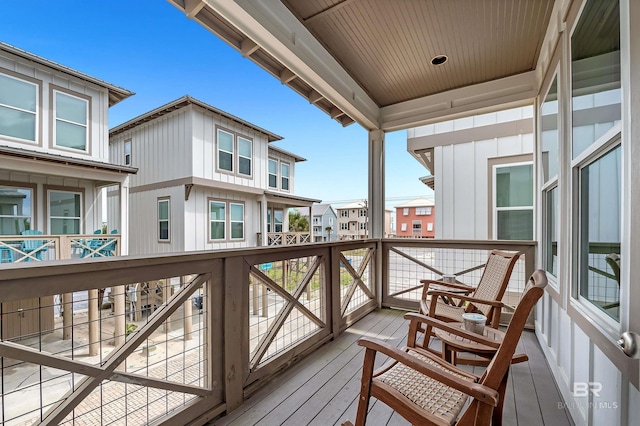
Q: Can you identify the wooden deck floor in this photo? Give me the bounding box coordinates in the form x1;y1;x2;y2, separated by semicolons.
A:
210;308;574;426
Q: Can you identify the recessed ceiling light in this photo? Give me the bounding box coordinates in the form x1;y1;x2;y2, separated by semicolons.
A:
431;55;448;65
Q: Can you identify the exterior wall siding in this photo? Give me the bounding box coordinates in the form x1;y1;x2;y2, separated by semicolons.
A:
395;206;435;238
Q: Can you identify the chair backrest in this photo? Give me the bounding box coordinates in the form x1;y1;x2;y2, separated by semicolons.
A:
468;250;521;316
606;253;620;285
479;270;547;390
21;229;43;250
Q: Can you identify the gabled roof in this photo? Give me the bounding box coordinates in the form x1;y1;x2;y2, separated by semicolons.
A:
268;145;307;162
394;197;434;208
109;95;283;141
337;201;366;210
0;41;134;107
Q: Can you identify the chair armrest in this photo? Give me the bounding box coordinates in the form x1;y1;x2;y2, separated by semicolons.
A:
358;337;499;406
404;312;500;348
426;291;505;308
421;279;475;292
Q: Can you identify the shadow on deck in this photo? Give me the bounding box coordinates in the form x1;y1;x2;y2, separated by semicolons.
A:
210;308;574;426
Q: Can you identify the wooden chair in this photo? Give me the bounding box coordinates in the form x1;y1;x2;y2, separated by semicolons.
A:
343;270;547;426
420;250;521;342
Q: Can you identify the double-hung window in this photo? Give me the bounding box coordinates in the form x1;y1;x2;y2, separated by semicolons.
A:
493;162;534;240
209;200;245;241
403;208;409;216
268;159;278;189
54;91;88;151
158;198;170;241
0;73;37;142
238;137;252;176
49;190;82;234
209;201;226;240
217;129;234;172
124;140;132;165
281;162;290;191
230;203;244;239
0;186;33;235
541;74;559;280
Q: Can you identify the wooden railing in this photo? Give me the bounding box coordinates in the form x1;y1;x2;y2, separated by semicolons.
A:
0;239;535;425
257;231;311;246
0;233;121;263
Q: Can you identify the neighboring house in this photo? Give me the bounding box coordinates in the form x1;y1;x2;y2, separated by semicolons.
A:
407;106;534;240
336;201;392;240
298;203;338;242
108;96;318;253
394;198;435;238
0;42;135;250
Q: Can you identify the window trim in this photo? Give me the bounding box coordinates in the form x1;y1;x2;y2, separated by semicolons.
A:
0;70;41;145
215;126;254;179
0;181;37;235
50;86;91;154
268;158;278;189
216;127;235;174
229;202;245;241
237;136;253;177
487;154;534;239
124;140;132;166
45;186;84;235
208;199;226;242
157;197;170;243
281;161;290;192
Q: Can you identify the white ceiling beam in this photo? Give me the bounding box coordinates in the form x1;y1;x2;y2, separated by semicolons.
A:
379;71;538;132
184;0;207;18
203;0;380;130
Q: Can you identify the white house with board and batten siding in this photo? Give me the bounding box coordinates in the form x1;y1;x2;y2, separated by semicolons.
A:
108;95;318;254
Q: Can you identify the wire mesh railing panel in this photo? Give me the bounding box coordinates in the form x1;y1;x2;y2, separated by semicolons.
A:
340;248;374;315
249;256;326;368
0;274;209;425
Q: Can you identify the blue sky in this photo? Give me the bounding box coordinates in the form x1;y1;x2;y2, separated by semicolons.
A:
1;1;433;208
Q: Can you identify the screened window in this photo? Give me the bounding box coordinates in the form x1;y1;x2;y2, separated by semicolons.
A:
158;198;170;241
54;91;88;151
495;163;534;240
230;203;244;239
0;187;32;235
281;162;290;191
268;159;278;188
578;145;621;321
0;73;37;141
238;137;252;176
49;190;81;234
209;201;225;240
571;0;620;159
217;129;234;172
124;140;131;165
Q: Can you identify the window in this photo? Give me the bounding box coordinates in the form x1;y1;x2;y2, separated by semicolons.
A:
313;217;320;225
571;0;620;160
268;159;278;188
0;186;33;234
217;129;234;172
49;190;81;234
158;198;170;241
281;162;290;191
578;145;621;321
545;186;559;277
0;73;37;142
238;137;252;176
340;223;348;230
359;209;367;217
209;201;225;240
274;209;283;233
494;163;533;240
416;207;432;215
403;208;409;216
340;210;348;218
124;140;131;165
400;223;407;232
54;91;88;151
412;220;422;235
360;222;367;230
427;222;433;232
329;218;333;225
230;203;244;239
542;76;558;182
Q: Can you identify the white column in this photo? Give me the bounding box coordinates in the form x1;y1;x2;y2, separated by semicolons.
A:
261;194;268;246
119;176;130;255
368;129;385;239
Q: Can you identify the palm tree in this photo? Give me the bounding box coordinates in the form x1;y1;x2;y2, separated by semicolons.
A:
288;210;309;232
325;226;333;242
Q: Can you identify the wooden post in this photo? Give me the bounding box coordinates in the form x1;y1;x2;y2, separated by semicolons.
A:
88;289;99;356
114;285;126;347
224;256;248;413
62;293;73;340
183;276;193;340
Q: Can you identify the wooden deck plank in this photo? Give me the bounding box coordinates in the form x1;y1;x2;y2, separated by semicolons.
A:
209;309;573;426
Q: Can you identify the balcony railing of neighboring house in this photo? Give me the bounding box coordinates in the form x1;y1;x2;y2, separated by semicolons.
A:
257;232;311;246
0;233;121;263
0;239;535;425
